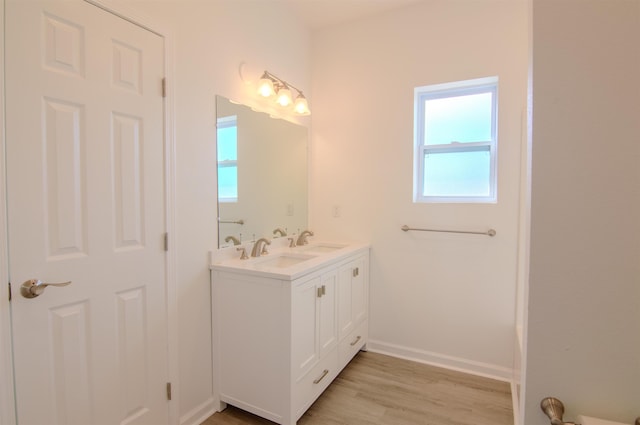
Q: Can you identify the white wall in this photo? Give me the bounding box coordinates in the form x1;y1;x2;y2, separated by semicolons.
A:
310;1;528;378
118;2;311;423
524;0;640;423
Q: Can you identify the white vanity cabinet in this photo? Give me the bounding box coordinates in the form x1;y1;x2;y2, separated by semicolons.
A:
211;246;369;425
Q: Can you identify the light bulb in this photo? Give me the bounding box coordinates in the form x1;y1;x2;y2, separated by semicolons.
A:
258;72;274;97
276;86;292;107
294;93;310;115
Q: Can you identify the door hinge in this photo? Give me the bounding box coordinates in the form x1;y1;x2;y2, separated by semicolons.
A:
8;282;11;302
162;78;167;98
166;382;172;400
164;233;169;251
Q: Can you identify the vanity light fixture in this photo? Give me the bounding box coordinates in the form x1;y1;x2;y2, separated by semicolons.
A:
258;70;310;115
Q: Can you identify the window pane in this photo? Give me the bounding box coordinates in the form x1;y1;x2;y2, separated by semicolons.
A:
424;92;492;145
423;149;491;197
217;126;237;160
217;118;238;201
218;165;237;200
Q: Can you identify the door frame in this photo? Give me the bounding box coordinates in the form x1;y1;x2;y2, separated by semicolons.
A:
0;1;179;423
0;0;16;422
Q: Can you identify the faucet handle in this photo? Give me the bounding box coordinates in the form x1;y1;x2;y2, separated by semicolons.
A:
236;247;249;260
288;237;296;248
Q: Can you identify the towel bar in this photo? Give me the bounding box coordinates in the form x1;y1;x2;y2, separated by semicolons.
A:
401;224;496;237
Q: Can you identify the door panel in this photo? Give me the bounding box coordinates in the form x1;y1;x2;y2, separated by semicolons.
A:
318;271;337;357
292;276;320;380
6;1;168;424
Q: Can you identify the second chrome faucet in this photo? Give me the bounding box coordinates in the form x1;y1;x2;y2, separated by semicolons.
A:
251;238;271;257
246;229;313;259
296;230;314;246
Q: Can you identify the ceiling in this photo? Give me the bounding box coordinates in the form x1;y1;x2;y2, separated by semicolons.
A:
282;0;423;31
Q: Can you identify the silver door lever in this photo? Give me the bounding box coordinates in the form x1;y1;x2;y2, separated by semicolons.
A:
20;279;71;299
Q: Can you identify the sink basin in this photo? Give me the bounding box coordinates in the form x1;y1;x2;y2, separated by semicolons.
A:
299;243;346;254
254;253;316;269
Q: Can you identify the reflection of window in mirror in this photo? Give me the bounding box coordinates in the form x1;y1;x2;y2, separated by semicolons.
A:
217;115;238;202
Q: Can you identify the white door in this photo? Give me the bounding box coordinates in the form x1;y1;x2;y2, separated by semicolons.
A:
6;1;169;424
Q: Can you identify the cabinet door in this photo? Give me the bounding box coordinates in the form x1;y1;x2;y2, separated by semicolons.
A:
318;270;338;358
292;276;321;379
338;256;367;340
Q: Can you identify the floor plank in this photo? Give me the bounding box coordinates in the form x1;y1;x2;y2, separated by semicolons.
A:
201;351;513;425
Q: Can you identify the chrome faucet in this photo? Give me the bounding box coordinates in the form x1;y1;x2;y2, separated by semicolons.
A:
225;235;241;246
251;237;271;257
273;227;287;237
296;230;314;246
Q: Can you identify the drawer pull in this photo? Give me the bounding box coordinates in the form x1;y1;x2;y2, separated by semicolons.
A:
350;335;362;346
313;369;329;384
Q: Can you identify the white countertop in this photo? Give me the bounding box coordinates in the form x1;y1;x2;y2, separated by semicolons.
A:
210;240;370;280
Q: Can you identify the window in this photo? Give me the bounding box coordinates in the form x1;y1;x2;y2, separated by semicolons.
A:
217;115;238;202
414;77;497;203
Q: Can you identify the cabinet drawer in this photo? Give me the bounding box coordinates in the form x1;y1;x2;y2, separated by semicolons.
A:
293;349;338;419
338;320;367;370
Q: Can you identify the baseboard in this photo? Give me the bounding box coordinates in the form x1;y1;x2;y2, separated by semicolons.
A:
219;395;281;424
511;381;520;425
367;339;514;382
179;396;217;425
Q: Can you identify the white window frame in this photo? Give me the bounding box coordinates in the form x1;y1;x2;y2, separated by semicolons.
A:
414;76;498;203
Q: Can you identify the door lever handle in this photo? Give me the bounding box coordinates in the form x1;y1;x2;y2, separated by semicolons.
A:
20;279;72;299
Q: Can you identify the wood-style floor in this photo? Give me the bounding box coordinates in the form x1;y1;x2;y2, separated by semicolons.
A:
201;351;513;425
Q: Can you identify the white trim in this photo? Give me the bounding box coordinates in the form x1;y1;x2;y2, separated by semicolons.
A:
415;75;500;94
178;396;217;425
511;381;521;425
1;1;179;424
0;0;18;422
367;339;514;382
163;32;181;425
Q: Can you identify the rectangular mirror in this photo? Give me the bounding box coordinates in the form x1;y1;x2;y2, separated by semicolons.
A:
216;95;308;247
